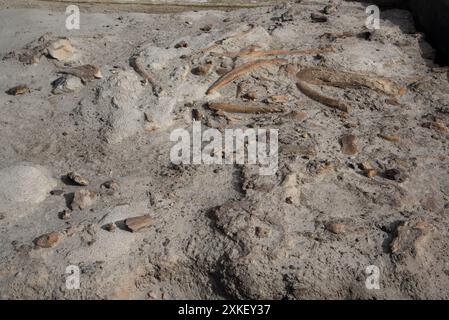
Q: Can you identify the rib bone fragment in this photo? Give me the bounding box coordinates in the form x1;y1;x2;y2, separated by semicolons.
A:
212;46;334;58
296;80;349;112
206;58;288;95
130;55;161;94
297;67;407;97
209;102;284;114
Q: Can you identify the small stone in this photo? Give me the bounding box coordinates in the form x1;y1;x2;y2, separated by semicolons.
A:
34;232;62;248
52;76;83;94
67;171;89;186
360;162;373;171
71;189;97;210
267;95;289;103
390;218;431;256
359;31;375;41
384;168;407;183
243;91;258;101
101;180;119;191
174;41;188;49
340;134;358;155
50;189;64;196
125;215;154;232
147;292;159;300
365;169;377;178
0;212;5;220
58;210;71;220
104;223;116;232
323;4;337;15
200;25;212;32
192;63;213;76
311;13;328;22
6;85;30;96
47;39;75;61
255;226;271;238
326;222;347;234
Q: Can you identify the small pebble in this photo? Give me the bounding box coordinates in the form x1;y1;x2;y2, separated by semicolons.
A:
192;63;213;76
175;41;188;49
326;222;346;234
101;180;120;191
323;4;337;15
50;189;64;196
384;168;407;183
104;223;116;232
6;85;30;96
58;210;71;220
67;171;89;186
71;189;97;210
311;13;328;22
34;232;62;248
243;91;258;101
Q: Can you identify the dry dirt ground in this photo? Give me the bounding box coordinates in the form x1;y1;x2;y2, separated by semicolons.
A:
0;0;449;299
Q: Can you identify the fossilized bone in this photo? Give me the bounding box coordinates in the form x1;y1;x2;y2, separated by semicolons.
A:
57;64;103;83
130;54;161;95
209;102;284;114
297;67;407;97
206;58;288;95
296;80;349;112
211;45;335;58
294;67;407;113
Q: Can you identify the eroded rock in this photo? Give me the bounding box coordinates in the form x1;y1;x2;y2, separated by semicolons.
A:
192;63;213;76
71;189;97;210
326;222;347;234
67;171;90;186
52;76;83;94
47;39;75;61
101;180;120;191
125;215;154;232
390;218;431;257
